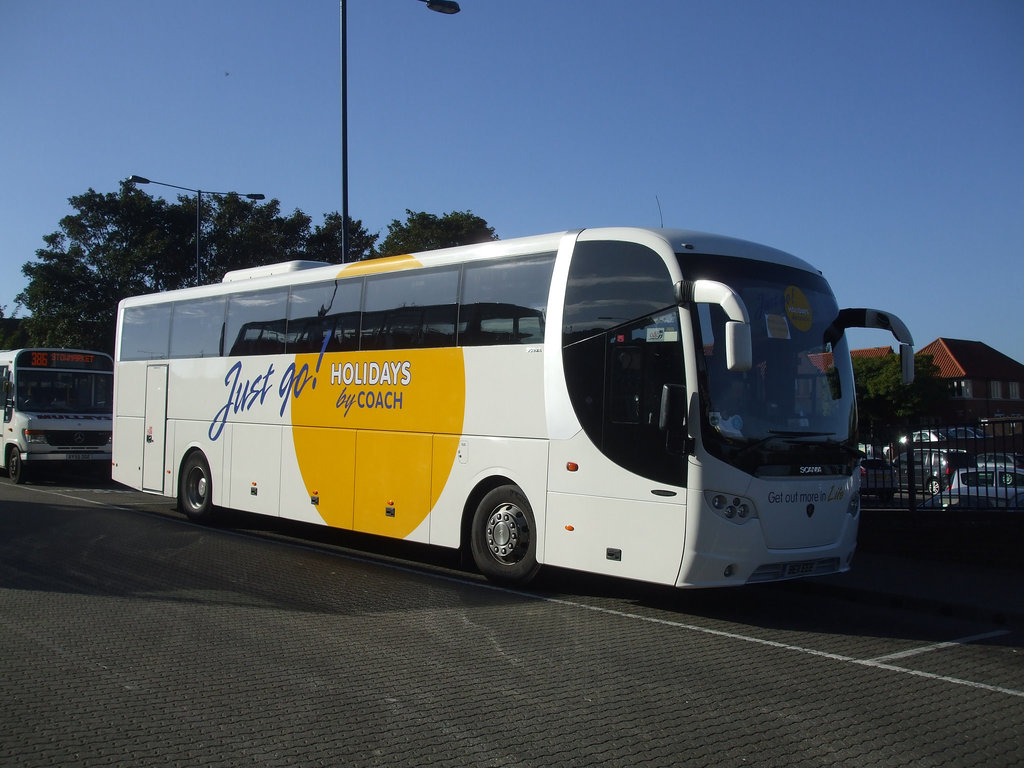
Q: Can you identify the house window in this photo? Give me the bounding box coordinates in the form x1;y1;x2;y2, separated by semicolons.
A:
950;379;972;399
1010;382;1021;400
990;380;1003;399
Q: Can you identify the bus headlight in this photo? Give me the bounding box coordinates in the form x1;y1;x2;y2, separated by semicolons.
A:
706;491;758;524
846;490;860;517
23;429;47;444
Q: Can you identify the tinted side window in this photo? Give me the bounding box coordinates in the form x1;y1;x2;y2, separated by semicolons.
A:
225;289;289;356
960;471;985;487
460;255;554;346
169;297;226;359
563;240;675;346
120;304;172;361
288;279;363;354
362;268;458;350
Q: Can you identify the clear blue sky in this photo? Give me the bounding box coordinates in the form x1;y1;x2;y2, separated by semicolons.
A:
2;1;1022;363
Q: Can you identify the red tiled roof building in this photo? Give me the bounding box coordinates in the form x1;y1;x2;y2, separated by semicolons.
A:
917;338;1024;422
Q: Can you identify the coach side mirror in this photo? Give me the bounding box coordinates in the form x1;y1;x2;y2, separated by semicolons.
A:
900;343;915;386
725;320;752;373
827;308;915;386
677;279;752;373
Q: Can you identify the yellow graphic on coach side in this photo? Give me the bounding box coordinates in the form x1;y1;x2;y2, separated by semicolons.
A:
290;257;466;538
290;347;466;537
205;255;466;538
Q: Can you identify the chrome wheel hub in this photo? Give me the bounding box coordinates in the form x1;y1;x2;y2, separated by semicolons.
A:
486;503;527;563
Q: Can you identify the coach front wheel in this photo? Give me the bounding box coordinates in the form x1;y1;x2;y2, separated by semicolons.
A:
470;485;540;586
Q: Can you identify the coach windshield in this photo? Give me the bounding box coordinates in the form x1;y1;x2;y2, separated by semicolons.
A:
685;254;858;476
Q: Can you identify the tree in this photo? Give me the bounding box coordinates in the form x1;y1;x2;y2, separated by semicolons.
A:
376;209;497;257
304;212;378;263
202;196;309;281
853;352;949;443
0;305;29;349
16;184;187;354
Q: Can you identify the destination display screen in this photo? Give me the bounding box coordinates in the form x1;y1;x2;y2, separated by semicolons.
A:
15;350;114;372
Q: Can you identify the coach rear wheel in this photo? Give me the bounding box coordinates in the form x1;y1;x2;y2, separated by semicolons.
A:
179;451;215;522
470;485;540;586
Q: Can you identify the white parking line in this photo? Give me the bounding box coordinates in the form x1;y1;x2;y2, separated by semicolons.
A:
867;630;1011;663
521;592;1024;698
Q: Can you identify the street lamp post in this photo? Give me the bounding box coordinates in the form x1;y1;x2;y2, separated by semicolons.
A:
127;175;265;285
339;0;460;263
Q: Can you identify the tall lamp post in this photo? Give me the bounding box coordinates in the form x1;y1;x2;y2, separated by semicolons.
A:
127;175;265;285
339;0;460;263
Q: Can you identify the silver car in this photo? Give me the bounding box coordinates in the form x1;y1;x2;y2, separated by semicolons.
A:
859;458;897;502
921;466;1024;508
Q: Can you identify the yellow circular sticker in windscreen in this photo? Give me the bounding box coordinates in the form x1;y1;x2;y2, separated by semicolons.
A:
784;286;813;332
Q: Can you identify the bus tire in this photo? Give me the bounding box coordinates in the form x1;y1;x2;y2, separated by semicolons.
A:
6;447;28;485
470;484;540;586
178;451;215;522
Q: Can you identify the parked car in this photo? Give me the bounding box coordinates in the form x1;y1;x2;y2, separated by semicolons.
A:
997;490;1024;510
977;452;1024;470
891;430;943;452
893;449;976;496
886;430;946;458
944;426;988;440
886;426;988;457
859;458;897;502
920;465;1024;508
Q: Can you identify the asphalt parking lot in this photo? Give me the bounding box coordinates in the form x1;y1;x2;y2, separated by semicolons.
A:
1;476;1022;767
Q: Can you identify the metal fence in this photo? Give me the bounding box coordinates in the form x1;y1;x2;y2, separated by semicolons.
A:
859;419;1024;511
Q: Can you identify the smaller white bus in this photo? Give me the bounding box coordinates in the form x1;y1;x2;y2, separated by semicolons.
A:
1;348;114;484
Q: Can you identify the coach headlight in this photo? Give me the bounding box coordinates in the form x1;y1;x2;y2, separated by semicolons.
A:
846;490;860;518
23;429;47;444
706;491;758;524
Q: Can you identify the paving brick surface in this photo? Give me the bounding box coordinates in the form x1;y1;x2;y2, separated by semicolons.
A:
1;486;1022;766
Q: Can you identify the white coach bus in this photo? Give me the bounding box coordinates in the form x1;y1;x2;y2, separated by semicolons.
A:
1;348;114;484
112;227;913;588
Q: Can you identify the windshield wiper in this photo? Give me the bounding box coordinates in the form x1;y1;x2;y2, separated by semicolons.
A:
821;438;865;460
734;430;837;460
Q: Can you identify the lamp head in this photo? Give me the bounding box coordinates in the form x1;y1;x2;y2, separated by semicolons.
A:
422;0;460;14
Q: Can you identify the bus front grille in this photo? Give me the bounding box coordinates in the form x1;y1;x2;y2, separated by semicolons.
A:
746;558;840;583
42;430;112;448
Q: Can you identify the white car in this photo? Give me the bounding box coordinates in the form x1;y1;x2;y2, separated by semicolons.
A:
920;465;1024;508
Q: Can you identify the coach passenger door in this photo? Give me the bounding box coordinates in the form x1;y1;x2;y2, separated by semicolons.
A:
142;364;168;492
